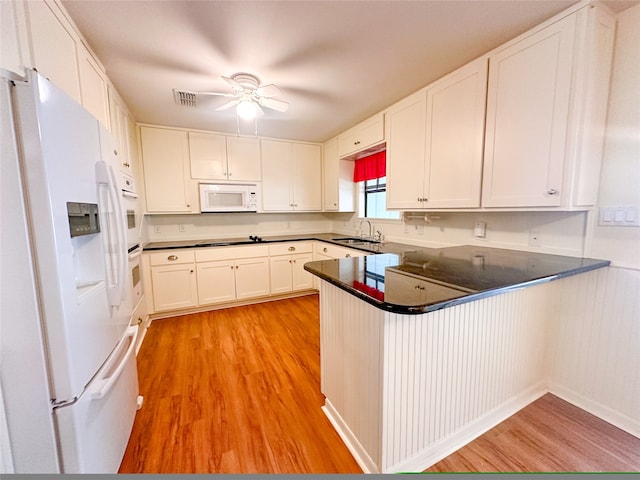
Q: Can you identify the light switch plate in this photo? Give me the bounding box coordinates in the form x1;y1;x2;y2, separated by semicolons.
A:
473;221;486;238
599;206;640;226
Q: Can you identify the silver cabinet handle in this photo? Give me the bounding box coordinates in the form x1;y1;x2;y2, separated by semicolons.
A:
323;247;328;253
547;189;558;195
288;246;295;251
167;255;178;261
414;285;425;291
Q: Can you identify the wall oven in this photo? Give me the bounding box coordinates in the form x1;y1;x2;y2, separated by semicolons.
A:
119;171;140;252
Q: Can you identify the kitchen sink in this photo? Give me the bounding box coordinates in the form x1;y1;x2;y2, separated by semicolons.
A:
332;237;380;245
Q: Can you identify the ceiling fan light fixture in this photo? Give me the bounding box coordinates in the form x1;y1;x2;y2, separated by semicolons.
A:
236;99;258;120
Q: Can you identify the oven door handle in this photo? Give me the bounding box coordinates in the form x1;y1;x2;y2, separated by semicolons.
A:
128;249;142;260
122;190;139;199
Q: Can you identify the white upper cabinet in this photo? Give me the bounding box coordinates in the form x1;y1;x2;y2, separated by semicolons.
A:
387;57;487;210
482;5;615;209
482;15;576;208
1;1;30;75
424;58;487;208
77;42;109;129
189;132;227;180
323;138;355;212
386;91;428;210
225;136;261;182
261;139;322;212
140;126;197;213
337;113;385;158
189;133;261;182
25;0;81;103
108;86;134;174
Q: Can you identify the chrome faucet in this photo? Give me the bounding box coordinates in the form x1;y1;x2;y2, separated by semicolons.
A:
359;219;373;240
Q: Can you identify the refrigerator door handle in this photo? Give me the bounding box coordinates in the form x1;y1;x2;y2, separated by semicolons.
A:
96;161;128;306
90;325;138;400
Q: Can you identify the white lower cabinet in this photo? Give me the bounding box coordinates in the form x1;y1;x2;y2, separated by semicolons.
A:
195;245;270;307
151;263;197;312
196;260;236;305
269;243;314;294
197;257;270;306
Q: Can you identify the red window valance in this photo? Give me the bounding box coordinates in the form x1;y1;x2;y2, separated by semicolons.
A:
353;150;386;182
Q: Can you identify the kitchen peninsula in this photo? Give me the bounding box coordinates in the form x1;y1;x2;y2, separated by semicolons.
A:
303;246;610;473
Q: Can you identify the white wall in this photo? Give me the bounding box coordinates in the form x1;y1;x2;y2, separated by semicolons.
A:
588;2;640;269
144;212;333;243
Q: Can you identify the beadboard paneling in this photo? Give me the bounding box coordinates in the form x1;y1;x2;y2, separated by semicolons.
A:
319;283;384;470
381;284;551;472
549;267;640;437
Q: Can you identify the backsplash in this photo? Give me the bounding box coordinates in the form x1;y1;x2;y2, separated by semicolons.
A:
331;210;589;258
144;212;333;243
144;209;589;258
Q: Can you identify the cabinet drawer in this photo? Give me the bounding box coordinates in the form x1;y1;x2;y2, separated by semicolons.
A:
314;242;364;259
148;249;195;266
195;245;269;262
268;242;313;256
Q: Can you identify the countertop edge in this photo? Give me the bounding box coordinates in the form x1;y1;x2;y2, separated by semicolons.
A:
304;260;611;315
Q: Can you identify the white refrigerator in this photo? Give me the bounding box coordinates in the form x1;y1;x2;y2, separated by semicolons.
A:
1;69;140;473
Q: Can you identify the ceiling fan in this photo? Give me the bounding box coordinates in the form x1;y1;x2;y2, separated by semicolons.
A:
174;73;289;120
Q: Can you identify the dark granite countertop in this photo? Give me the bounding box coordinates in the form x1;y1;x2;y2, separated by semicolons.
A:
303;245;610;314
143;233;609;314
142;232;409;255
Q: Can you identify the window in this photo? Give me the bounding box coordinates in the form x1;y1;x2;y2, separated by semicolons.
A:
358;177;400;219
353;150;400;220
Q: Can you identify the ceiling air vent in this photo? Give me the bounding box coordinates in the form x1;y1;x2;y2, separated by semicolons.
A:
173;89;197;107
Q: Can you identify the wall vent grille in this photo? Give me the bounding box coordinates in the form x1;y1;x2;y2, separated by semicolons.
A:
173;89;197;107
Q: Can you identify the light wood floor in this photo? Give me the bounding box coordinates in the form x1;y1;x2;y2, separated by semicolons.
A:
120;294;640;474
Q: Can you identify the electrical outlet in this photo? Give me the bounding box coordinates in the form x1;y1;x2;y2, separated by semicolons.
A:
416;224;424;235
178;224;186;232
154;225;161;234
529;230;542;247
473;221;486;238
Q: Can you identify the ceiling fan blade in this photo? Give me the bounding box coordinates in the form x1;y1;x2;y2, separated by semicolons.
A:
255;104;265;117
221;76;244;92
255;84;281;98
196;91;236;98
259;97;289;112
215;99;240;111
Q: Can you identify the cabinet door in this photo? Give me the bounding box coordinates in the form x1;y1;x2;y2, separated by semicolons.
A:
227;136;261;181
196;260;236;306
291;253;314;291
269;256;293;294
235;257;270;299
261;139;293;211
77;43;109;129
26;0;81;103
108;89;133;174
482;15;576;207
425;57;487;208
323;138;340;211
151;263;197;312
188;132;227;180
141;127;196;213
386;92;427;209
338;113;385;157
292;143;322;211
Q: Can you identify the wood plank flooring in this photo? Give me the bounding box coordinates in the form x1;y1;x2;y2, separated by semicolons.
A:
426;393;640;472
120;294;640;474
119;294;362;473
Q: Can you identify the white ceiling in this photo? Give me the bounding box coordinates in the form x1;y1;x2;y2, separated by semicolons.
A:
61;0;634;143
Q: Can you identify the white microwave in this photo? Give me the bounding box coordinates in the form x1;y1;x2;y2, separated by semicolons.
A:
199;183;260;212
